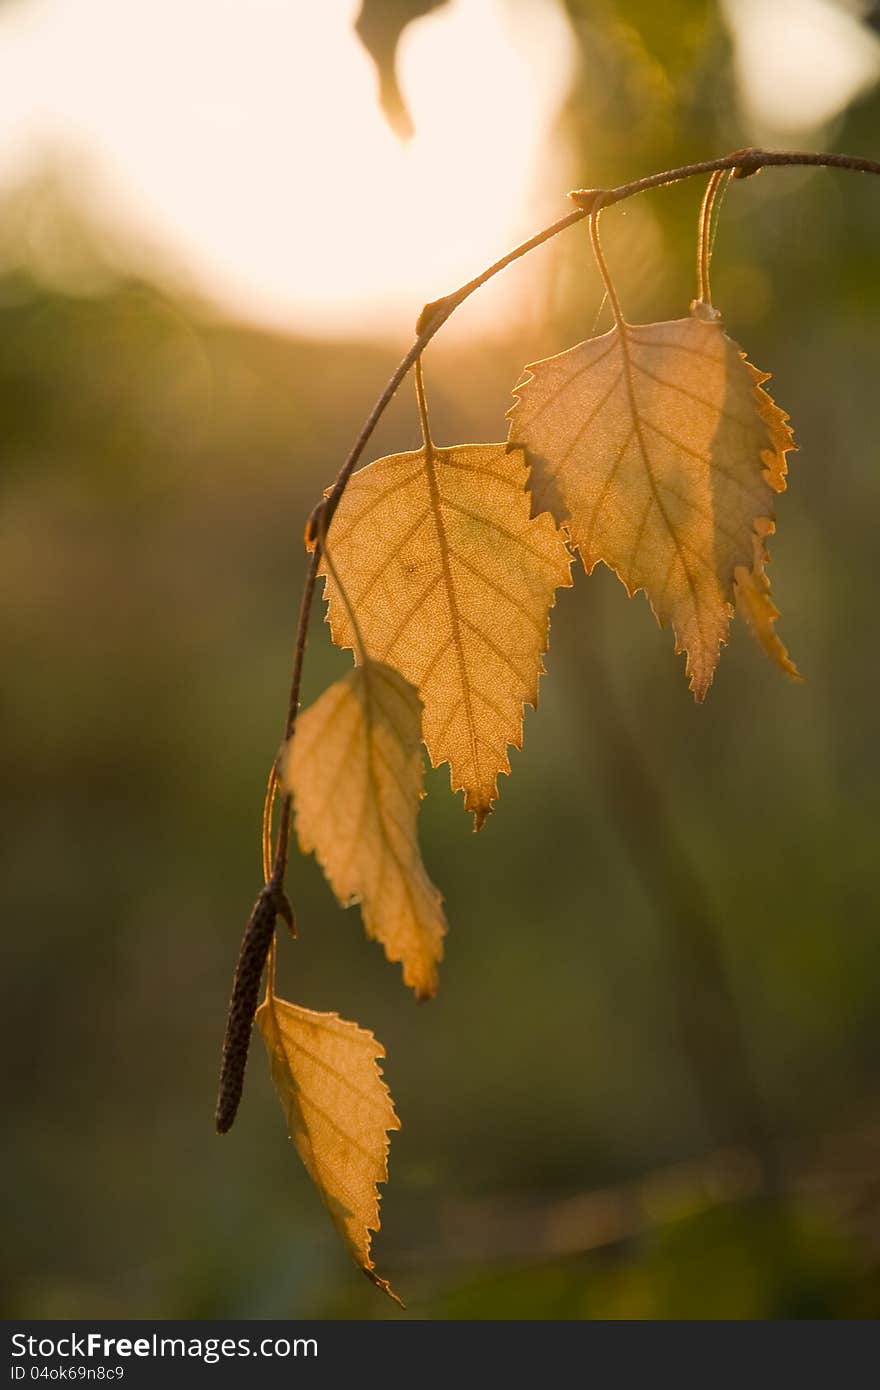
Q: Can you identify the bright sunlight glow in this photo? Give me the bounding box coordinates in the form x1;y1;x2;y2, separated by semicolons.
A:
0;0;577;339
723;0;880;138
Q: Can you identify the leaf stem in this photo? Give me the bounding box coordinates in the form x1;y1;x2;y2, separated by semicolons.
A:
413;355;435;454
696;169;728;306
262;763;278;884
569;146;880;209
320;529;370;668
588;209;626;328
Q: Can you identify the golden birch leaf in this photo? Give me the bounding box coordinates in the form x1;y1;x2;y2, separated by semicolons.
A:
735;517;803;681
282;660;445;999
256;992;402;1304
314;443;572;827
508;312;795;699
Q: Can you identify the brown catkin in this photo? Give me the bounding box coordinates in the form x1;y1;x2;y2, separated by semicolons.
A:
215;887;278;1134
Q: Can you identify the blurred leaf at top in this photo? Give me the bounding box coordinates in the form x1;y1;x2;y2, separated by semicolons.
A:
354;0;449;138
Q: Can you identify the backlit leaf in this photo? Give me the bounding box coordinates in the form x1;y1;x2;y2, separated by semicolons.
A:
314;443;572;826
734;517;802;681
257;992;402;1304
282;660;445;998
508;311;794;698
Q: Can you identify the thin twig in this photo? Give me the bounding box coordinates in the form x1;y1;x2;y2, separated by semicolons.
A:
218;144;880;1131
569;146;880;208
317;208;586;540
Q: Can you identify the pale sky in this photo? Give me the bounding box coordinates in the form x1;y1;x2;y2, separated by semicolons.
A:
0;0;576;337
0;0;875;340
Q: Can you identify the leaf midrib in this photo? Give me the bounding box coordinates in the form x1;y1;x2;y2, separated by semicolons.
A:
421;444;483;809
361;665;439;988
614;322;705;652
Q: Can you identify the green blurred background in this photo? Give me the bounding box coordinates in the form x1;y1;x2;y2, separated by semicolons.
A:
2;0;880;1319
